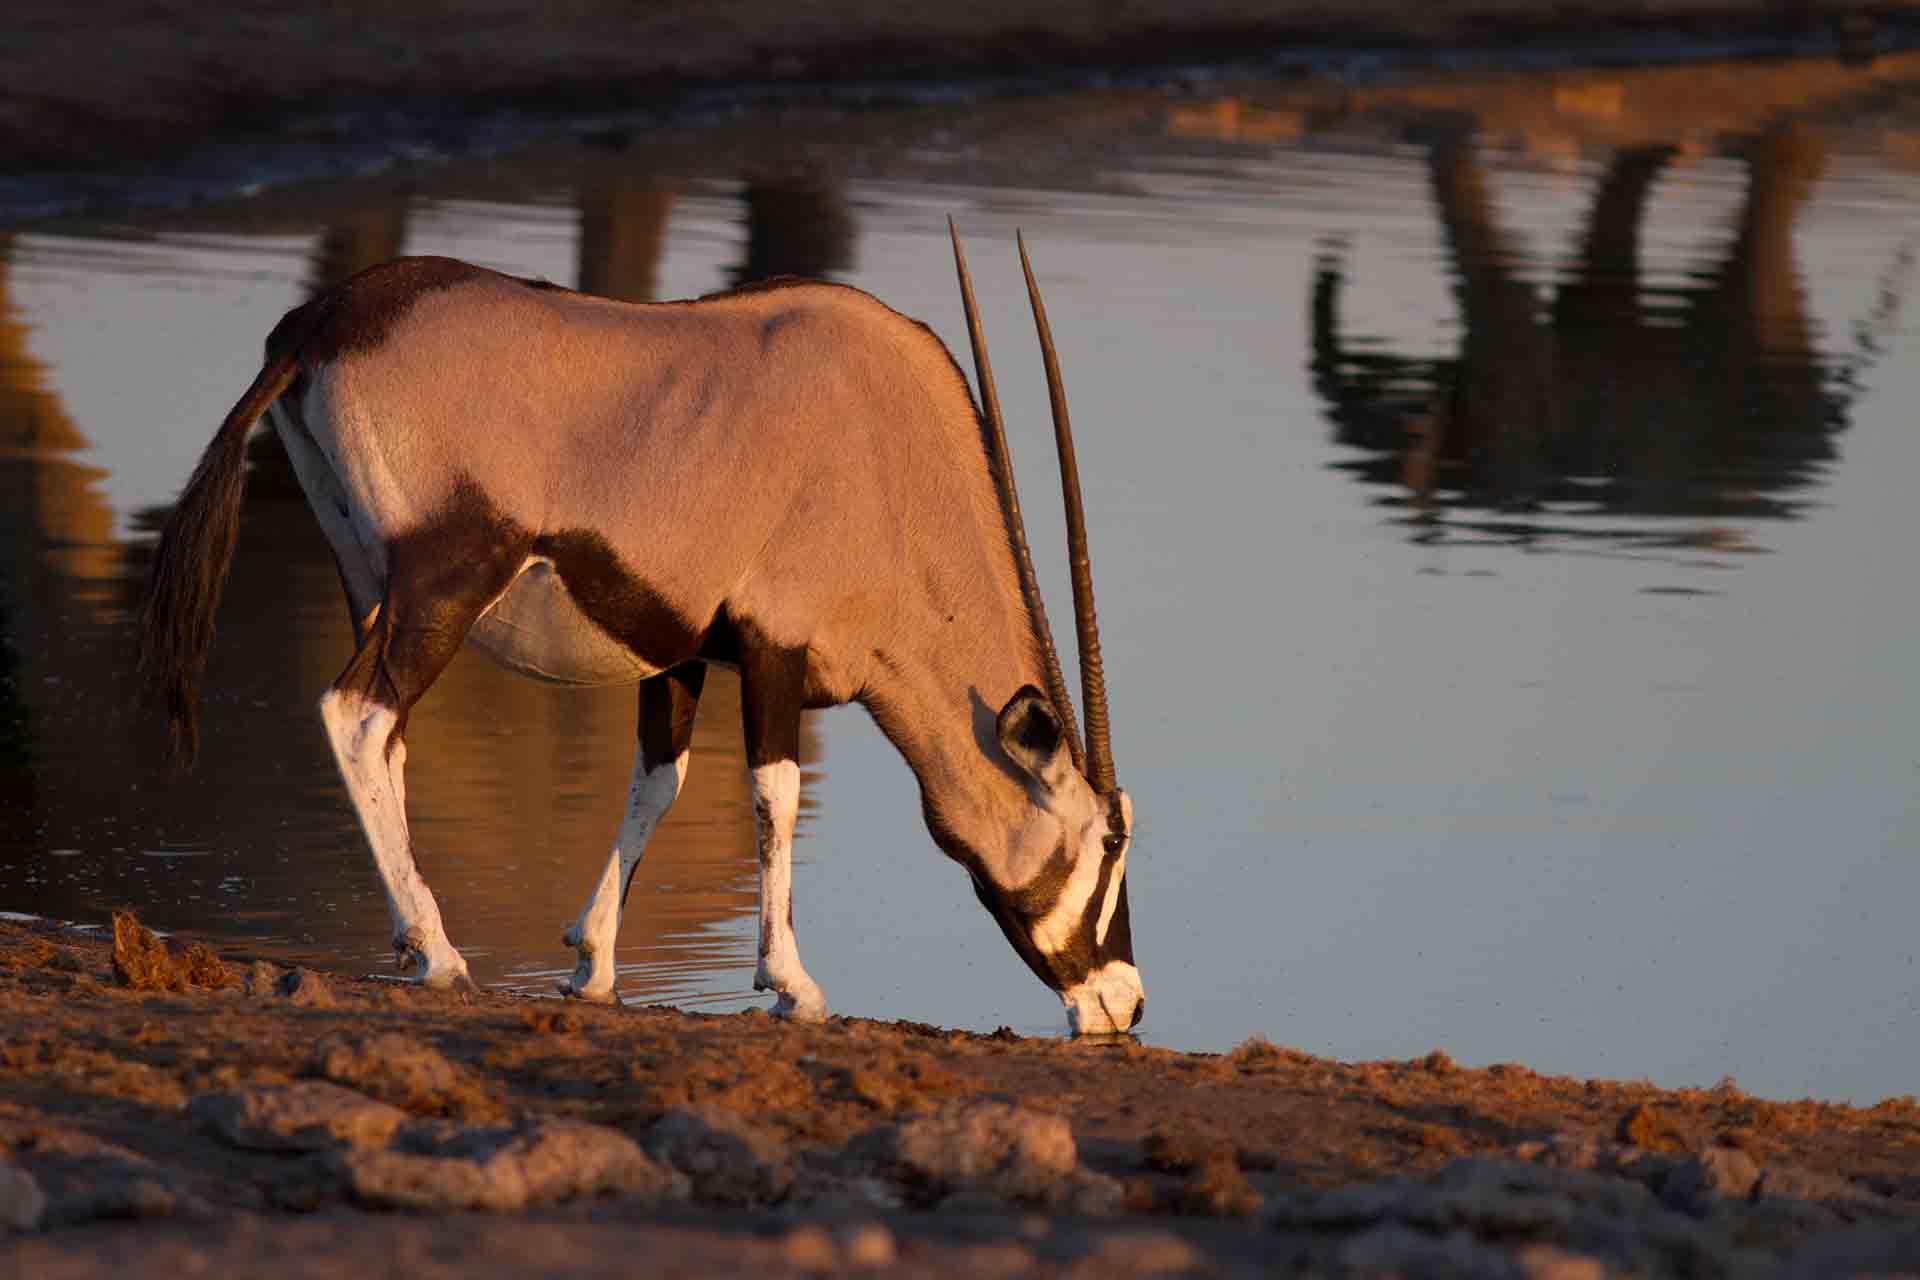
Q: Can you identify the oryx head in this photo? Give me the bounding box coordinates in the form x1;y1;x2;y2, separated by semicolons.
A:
949;222;1144;1036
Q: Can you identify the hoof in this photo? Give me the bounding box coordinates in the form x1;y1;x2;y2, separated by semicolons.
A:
393;928;470;991
769;991;829;1024
415;967;474;993
393;927;427;972
555;978;617;1004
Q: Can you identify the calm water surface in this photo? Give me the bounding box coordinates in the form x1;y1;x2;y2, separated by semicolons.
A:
2;60;1917;1103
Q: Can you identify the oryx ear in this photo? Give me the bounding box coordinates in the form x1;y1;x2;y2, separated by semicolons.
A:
997;685;1072;794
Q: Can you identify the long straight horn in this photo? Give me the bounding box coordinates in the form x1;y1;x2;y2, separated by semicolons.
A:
1017;232;1115;794
949;218;1085;774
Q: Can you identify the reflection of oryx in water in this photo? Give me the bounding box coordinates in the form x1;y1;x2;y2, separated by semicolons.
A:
141;225;1146;1034
1313;126;1899;541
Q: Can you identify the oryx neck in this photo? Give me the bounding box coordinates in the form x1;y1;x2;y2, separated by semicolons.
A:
861;589;1050;852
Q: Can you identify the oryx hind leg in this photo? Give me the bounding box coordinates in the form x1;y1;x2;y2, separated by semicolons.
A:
559;662;705;1002
319;515;528;988
741;644;827;1022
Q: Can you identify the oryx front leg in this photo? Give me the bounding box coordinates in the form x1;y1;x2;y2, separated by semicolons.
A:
560;665;704;1002
741;645;826;1022
751;758;824;1021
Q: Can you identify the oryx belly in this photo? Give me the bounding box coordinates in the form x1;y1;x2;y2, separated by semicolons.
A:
468;558;659;686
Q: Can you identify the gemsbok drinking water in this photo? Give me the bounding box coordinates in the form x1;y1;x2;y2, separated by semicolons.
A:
141;222;1144;1034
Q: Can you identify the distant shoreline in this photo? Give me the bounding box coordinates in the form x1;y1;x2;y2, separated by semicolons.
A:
2;2;1916;214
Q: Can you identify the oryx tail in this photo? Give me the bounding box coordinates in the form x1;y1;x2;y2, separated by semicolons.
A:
140;346;302;765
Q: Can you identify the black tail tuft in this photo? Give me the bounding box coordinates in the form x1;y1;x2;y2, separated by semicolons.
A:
139;354;301;767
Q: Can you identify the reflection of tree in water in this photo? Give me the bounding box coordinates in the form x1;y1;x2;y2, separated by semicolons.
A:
578;175;676;303
1311;125;1890;551
0;589;24;781
0;232;49;815
243;203;413;497
0;234;121;589
0;230;124;864
731;177;854;286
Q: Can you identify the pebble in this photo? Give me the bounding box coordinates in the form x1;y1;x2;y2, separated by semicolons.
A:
781;1223;838;1271
188;1082;406;1152
276;967;335;1007
0;1160;46;1232
838;1221;897;1268
642;1105;793;1206
339;1120;686;1212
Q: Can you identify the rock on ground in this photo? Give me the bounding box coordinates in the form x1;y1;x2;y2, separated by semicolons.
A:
189;1083;408;1154
0;1128;194;1230
275;967;336;1007
340;1121;686;1213
312;1032;500;1121
639;1105;793;1206
0;1160;46;1232
864;1100;1124;1214
1267;1148;1920;1278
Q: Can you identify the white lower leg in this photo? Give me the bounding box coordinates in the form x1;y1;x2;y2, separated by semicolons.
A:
319;690;467;986
559;750;687;1000
750;759;826;1021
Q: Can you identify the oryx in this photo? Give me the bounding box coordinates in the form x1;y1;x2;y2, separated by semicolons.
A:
142;222;1144;1034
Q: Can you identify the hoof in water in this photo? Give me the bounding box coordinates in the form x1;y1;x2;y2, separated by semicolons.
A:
556;978;618;1005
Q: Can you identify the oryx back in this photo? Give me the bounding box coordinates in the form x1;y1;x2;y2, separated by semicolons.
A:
268;258;1003;694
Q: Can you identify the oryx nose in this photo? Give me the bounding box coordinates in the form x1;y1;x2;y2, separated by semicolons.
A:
1129;996;1145;1029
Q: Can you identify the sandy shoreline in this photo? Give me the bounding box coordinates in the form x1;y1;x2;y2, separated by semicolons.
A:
2;913;1917;1274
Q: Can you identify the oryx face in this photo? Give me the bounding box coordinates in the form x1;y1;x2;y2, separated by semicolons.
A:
946;222;1142;1036
971;686;1144;1035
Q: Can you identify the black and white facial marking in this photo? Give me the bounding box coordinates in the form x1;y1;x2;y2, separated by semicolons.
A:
975;686;1144;1035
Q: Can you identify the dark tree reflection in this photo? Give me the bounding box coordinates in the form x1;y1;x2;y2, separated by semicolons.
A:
731;177;854;286
1311;125;1883;550
578;176;676;303
0;229;134;892
244;201;414;497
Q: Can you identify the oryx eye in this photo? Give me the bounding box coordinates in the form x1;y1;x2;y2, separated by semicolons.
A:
1101;833;1126;856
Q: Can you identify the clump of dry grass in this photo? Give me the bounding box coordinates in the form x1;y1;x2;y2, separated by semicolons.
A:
110;910;230;991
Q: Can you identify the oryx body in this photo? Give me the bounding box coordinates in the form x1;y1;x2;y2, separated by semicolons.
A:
143;237;1143;1034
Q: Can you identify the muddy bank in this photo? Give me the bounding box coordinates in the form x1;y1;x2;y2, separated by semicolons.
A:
3;2;1917;185
2;915;1918;1275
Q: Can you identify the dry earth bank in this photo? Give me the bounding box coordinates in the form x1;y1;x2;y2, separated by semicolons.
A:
2;915;1919;1275
5;1;1918;177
